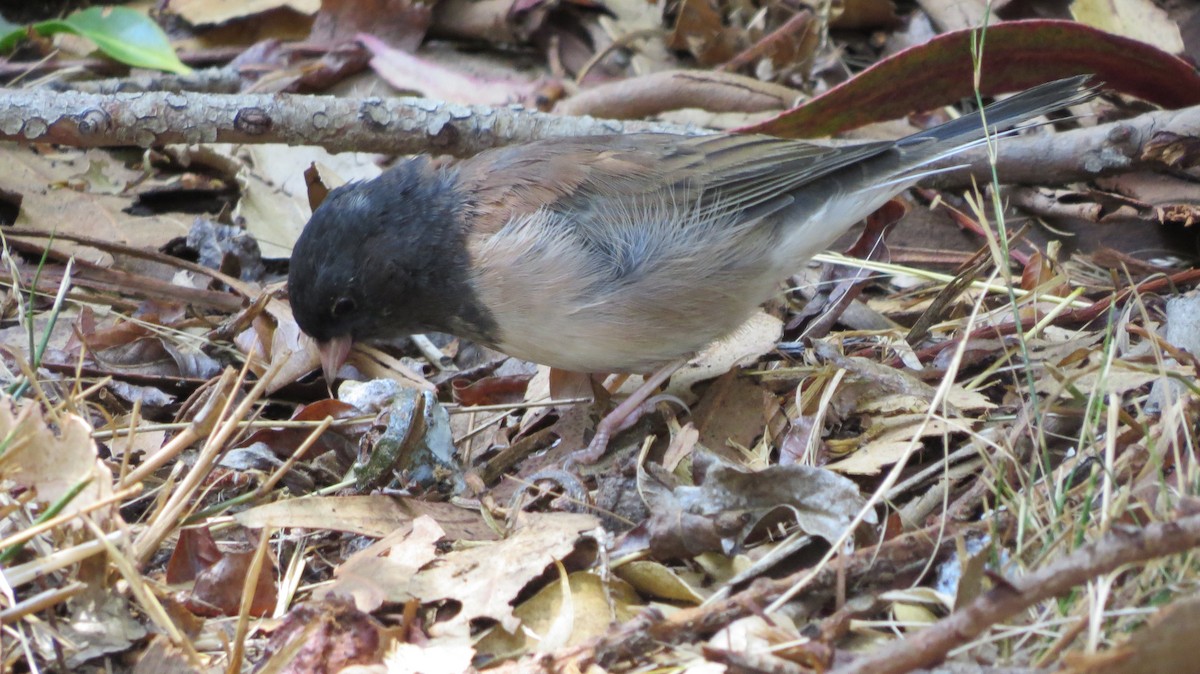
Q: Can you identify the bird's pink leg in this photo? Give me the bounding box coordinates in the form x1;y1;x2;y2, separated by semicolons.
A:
571;358;688;464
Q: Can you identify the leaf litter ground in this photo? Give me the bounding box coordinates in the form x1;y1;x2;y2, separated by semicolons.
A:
1;1;1199;673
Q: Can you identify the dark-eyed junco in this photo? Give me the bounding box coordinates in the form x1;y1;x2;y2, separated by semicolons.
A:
289;76;1095;461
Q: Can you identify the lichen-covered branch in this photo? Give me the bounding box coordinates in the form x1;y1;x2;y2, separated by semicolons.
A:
0;88;1195;189
0;88;694;157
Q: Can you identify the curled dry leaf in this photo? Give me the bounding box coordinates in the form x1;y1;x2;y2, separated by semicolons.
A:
48;591;148;668
613;560;706;603
69;305;221;381
475;570;642;657
187;543;279;618
165;527;223;584
313;0;431;52
666;0;741;65
832;0;900;29
234;297;323;391
816;343;994;416
452;374;532;406
825;416;969;476
705;614;812;673
233;145;384;259
742;20;1200;139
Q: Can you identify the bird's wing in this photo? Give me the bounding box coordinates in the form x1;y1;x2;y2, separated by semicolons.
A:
454;133;897;235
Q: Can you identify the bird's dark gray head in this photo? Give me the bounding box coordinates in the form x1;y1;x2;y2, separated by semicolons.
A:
288;157;493;347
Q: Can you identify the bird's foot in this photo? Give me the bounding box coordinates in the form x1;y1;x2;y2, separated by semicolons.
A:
568;392;690;466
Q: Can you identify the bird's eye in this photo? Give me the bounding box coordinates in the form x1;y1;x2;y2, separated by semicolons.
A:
331;297;356;319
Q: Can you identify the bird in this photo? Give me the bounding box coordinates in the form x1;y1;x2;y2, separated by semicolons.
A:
288;75;1096;463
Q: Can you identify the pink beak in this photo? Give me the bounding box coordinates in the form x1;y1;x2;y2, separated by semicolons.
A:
318;335;353;386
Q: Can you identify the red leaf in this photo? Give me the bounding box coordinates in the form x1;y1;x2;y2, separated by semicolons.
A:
166;527;222;584
188;548;278;618
742;20;1200;138
451;375;532;406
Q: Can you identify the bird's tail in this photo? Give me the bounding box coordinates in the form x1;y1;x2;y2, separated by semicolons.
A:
774;75;1098;265
887;74;1099;181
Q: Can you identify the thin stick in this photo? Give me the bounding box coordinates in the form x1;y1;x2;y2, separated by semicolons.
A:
831;512;1200;674
119;369;233;488
228;528;273;674
133;358;284;563
0;581;85;624
411;334;457;372
255;417;333;496
0;482;142;551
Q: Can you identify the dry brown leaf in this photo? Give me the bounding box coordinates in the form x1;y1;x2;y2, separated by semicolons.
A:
3;146;189;264
234;494;497;539
833;0;899;29
667;0;741;65
321;515;445;611
668;311;783;398
706;614;809;672
36;591;147;667
1071;0;1185;54
825;416;971;476
361;34;540;105
171;0;320;25
407;511;599;637
312;0;431;51
130;636;196;674
256;596;387;672
0;399;114;519
690;373;778;458
596;0;674;76
188;546;279;617
177;143;381;259
1043;360;1182;398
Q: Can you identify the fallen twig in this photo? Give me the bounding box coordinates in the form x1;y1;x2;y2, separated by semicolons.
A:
557;516;1008;669
831;511;1200;674
0;89;1193;191
0;87;695;157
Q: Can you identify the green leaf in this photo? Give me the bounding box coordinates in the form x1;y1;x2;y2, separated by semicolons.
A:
0;16;27;52
37;7;191;74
